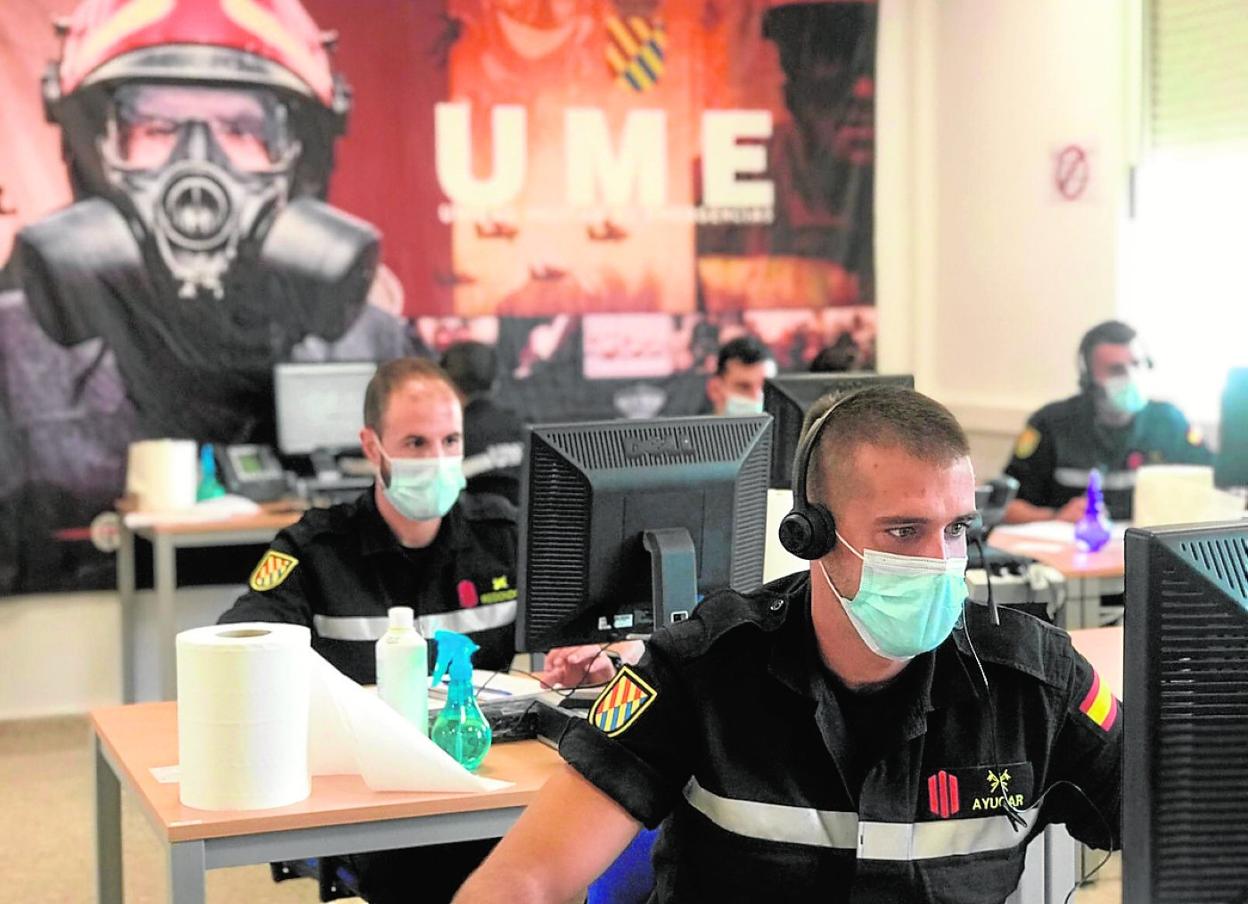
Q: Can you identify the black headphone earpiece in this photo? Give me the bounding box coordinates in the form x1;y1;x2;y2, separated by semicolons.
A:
779;391;861;560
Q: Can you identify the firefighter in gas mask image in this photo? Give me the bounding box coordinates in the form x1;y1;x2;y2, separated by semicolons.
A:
0;0;409;593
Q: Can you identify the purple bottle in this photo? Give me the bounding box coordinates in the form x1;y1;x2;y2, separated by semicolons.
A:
1074;468;1112;552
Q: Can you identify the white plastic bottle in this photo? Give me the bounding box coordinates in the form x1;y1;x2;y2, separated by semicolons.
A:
375;606;429;735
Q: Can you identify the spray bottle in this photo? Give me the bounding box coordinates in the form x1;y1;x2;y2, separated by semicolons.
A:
1074;467;1112;552
430;630;492;771
376;607;429;735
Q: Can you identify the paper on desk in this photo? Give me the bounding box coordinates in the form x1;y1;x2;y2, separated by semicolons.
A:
124;494;260;527
308;653;510;793
991;520;1128;544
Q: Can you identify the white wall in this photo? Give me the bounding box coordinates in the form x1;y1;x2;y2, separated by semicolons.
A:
0;587;241;720
878;0;1133;474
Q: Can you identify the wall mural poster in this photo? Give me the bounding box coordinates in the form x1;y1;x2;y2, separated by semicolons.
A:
0;0;875;595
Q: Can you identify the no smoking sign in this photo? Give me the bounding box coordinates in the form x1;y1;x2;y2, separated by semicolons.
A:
1053;144;1090;201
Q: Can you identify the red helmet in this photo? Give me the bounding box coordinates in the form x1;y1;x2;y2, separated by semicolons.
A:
43;0;350;200
50;0;342;109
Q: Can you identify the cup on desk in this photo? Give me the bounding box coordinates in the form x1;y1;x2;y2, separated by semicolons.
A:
125;439;199;513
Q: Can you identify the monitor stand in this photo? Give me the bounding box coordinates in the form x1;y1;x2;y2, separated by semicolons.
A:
643;528;698;628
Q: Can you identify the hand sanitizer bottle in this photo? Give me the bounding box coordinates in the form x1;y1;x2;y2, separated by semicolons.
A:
376;606;429;735
431;630;492;771
1075;468;1112;553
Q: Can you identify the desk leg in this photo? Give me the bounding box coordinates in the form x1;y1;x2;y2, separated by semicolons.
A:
168;841;206;904
118;527;137;704
154;533;178;700
1045;824;1080;903
94;735;123;904
1007;831;1046;904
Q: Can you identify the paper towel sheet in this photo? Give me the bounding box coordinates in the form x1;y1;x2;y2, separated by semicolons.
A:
308;652;509;792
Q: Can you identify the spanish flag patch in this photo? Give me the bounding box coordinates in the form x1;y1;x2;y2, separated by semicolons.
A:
589;667;657;737
1079;669;1119;732
249;550;299;592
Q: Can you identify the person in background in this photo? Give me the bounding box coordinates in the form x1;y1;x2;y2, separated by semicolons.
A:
809;332;861;373
705;335;775;416
219;357;637;903
441;341;525;505
1004;320;1212;523
452;386;1121;903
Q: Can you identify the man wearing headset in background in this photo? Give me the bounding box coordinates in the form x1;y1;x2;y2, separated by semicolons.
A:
1004;320;1212;523
454;386;1122;903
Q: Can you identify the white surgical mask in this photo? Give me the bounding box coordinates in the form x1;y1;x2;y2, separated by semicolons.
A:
723;393;764;417
820;533;968;661
377;449;465;521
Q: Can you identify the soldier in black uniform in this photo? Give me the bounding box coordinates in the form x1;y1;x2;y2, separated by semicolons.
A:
1004;320;1211;523
220;357;621;903
455;387;1121;904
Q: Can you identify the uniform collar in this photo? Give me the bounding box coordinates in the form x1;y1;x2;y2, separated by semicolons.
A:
357;485;472;557
768;576;945;720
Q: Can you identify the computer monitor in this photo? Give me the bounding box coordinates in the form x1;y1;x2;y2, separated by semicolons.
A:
1123;521;1248;903
515;415;772;652
763;373;915;489
274;362;377;456
1216;367;1248;488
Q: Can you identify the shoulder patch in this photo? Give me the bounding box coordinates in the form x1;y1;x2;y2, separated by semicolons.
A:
589;666;658;737
1078;668;1120;732
1014;427;1042;460
249;550;299;592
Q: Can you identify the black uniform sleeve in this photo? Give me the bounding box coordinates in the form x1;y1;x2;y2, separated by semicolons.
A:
217;530;314;628
1044;643;1123;850
558;641;697;829
1004;413;1059;509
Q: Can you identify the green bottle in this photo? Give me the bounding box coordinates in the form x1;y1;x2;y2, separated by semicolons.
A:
430;630;492;771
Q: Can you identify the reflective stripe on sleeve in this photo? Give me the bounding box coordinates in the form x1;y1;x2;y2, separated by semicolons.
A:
1054;468;1136;491
313;600;517;641
683;777;1037;860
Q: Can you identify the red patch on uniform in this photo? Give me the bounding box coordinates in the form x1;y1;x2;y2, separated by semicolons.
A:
457;579;479;609
1126;451;1145;470
927;770;960;818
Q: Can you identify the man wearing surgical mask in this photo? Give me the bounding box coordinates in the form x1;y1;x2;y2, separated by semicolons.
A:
705;335;775;416
1003;320;1211;523
220;357;630;903
454;386;1121;904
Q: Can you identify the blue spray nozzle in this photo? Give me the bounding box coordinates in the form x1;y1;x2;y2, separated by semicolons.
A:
431;630;479;687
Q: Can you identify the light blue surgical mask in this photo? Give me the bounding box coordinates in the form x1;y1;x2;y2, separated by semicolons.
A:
1102;375;1147;418
723;393;764;416
819;533;968;661
378;450;465;521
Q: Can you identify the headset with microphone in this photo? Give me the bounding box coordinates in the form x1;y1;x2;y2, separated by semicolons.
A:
777;389;863;561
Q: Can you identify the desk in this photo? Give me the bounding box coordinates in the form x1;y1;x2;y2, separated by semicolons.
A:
988;529;1125;630
117;512;301;702
91;702;563;904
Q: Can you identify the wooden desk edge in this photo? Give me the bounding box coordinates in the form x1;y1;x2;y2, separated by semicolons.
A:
90;704;563;843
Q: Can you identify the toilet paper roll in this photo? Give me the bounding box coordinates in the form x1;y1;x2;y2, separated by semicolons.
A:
177;623;311;811
126;439;198;513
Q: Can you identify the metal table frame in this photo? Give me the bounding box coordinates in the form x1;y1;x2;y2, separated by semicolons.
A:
93;734;530;904
117;520;288;702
